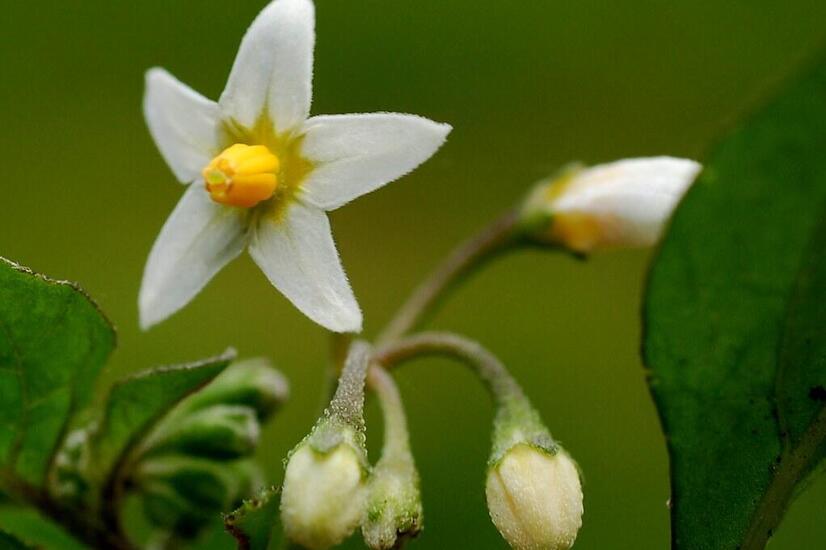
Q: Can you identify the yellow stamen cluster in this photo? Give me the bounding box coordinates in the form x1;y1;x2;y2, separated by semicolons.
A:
203;144;280;208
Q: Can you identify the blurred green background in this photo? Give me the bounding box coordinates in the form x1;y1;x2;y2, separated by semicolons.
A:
1;1;825;548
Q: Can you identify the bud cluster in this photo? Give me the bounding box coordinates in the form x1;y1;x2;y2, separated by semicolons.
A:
131;358;288;539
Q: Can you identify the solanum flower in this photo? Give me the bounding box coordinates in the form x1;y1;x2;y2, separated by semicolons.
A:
521;157;701;253
140;0;451;332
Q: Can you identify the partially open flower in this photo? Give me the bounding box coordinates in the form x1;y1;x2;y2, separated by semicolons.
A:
486;444;583;550
521;157;701;253
281;420;368;550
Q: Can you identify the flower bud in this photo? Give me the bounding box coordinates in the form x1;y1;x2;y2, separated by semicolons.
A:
486;396;583;550
181;358;289;421
520;157;701;253
280;421;368;550
362;458;423;550
486;444;583;550
145;404;260;460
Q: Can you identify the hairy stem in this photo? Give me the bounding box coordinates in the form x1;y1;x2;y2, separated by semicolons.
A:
373;331;523;407
368;366;413;460
328;341;372;428
377;210;521;345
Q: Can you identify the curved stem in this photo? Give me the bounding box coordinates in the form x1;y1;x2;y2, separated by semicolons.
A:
367;366;413;460
373;331;523;408
377;210;522;345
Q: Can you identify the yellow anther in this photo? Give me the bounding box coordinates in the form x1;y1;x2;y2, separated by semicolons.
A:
202;144;280;208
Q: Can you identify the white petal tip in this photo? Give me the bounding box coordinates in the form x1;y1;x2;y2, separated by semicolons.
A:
326;310;363;334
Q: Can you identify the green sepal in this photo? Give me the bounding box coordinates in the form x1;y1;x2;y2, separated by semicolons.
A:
224;485;282;550
489;395;558;466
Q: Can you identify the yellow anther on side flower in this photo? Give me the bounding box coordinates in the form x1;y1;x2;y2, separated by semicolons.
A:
203;143;280;208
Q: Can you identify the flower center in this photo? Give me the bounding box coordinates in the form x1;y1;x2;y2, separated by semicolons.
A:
203;143;280;208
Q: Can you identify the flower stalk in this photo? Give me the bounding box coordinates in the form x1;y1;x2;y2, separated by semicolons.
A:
377;210;522;345
363;366;423;549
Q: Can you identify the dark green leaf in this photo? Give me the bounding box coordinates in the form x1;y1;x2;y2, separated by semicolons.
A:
644;53;826;549
0;258;115;487
224;485;281;550
89;350;235;490
0;530;35;549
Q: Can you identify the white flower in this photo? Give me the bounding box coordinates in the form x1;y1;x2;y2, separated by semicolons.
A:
140;0;451;332
523;157;701;253
486;445;583;550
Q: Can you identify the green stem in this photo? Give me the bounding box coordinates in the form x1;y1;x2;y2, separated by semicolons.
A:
327;341;372;429
373;331;523;408
367;366;413;461
376;210;521;345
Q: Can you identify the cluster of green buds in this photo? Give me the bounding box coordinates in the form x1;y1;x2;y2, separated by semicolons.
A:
130;358;288;539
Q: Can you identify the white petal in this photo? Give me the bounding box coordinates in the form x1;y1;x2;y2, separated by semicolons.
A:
299;113;452;210
139;184;249;329
248;202;361;333
554;157;701;246
144;68;221;183
219;0;314;132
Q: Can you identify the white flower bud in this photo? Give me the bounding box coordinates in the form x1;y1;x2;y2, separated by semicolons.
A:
281;437;367;549
522;157;701;253
486;444;583;550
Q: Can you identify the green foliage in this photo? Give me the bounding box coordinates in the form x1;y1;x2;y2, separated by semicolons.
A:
0;257;115;486
88;351;235;489
0;258;285;548
644;53;826;549
224;485;282;550
0;506;85;550
0;529;34;549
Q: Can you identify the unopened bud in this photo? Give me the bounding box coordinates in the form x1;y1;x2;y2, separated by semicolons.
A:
362;458;423;549
520;157;700;253
146;405;260;460
486;396;583;550
281;420;368;550
182;358;289;421
486;445;583;550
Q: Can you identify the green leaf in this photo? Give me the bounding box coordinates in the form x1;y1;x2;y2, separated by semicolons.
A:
89;350;236;493
0;258;115;487
0;506;86;550
224;485;281;550
643;52;826;550
0;530;35;549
